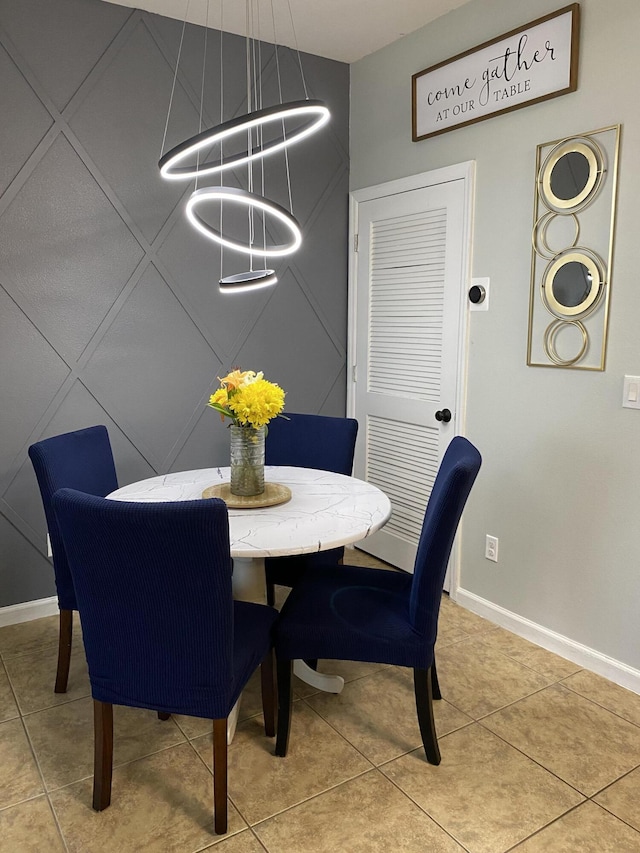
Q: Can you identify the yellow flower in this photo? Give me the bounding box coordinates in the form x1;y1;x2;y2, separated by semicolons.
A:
209;388;228;407
207;368;286;428
228;378;285;429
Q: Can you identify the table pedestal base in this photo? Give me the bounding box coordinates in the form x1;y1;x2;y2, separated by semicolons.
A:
232;557;267;603
227;698;241;744
293;660;345;693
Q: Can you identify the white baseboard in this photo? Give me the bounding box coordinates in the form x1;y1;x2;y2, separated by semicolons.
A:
454;587;640;696
0;596;59;628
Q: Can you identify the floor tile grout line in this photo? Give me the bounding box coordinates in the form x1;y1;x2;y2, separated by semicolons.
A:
16;705;49;788
439;632;580;691
471;715;595;800
0;643;60;662
558;677;640;730
374;760;474;853
501;800;588;853
246;767;375;831
591;794;640;837
0;790;50;814
467;680;640;781
298;696;379;769
45;792;72;853
0;657;21;720
36;733;193;798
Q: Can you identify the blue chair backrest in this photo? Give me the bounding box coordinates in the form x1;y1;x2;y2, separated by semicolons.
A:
409;436;482;641
51;489;235;718
28;426;119;610
266;413;358;475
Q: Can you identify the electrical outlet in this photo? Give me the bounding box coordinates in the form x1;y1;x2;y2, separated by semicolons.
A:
485;534;499;562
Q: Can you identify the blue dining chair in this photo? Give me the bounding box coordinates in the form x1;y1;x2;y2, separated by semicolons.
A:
274;436;482;765
28;425;119;693
264;413;358;606
51;488;278;835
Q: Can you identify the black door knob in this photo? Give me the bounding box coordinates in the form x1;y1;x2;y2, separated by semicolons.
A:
435;408;452;423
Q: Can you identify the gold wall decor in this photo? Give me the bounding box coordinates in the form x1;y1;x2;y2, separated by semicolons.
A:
527;125;620;370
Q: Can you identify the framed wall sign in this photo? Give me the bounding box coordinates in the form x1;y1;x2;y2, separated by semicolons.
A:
412;4;580;141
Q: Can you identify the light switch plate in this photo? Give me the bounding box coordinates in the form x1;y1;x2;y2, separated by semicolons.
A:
623;375;640;409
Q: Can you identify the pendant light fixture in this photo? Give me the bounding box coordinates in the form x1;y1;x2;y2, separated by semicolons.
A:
158;0;330;294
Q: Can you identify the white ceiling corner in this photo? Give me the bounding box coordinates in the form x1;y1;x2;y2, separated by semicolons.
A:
98;0;472;63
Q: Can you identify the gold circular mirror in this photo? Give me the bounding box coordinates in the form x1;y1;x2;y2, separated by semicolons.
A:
539;138;604;213
541;249;606;318
543;319;588;366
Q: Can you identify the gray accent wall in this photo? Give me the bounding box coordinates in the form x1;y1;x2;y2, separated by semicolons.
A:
0;0;350;607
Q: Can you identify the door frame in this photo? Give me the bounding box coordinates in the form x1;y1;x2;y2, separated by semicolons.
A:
347;161;475;598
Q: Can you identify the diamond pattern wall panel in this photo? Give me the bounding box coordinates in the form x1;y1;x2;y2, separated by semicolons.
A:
0;0;131;111
68;17;200;244
0;0;349;607
0;134;144;361
0;44;53;196
0;288;70;474
156;207;271;358
83;264;221;466
233;267;345;413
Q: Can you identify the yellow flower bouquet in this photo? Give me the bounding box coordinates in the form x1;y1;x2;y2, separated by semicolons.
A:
207;369;286;496
207;369;285;429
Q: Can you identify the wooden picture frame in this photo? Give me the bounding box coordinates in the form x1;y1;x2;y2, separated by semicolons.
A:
412;4;580;141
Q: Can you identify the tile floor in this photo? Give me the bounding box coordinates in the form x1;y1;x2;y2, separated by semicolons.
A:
1;548;640;852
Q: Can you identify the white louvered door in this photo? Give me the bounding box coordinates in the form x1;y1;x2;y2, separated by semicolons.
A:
350;176;468;575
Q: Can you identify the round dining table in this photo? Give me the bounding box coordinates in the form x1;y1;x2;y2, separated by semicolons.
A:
108;465;391;717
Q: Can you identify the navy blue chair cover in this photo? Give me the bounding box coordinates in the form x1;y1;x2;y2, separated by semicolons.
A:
274;436;482;765
28;425;119;693
264;413;358;605
51;488;278;834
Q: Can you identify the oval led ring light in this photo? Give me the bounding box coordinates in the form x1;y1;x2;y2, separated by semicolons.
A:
159;99;330;181
186;186;302;258
219;269;278;294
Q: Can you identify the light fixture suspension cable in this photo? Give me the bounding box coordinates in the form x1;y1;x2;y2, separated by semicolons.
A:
285;0;309;99
160;0;191;159
270;0;294;215
195;0;210;191
219;0;224;283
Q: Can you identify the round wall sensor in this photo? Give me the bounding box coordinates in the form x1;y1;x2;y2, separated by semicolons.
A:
468;284;486;304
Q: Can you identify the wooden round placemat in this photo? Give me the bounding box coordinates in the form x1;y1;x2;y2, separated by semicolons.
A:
201;482;291;508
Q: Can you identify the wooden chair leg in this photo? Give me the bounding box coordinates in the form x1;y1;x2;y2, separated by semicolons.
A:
93;700;113;810
413;667;441;766
212;719;228;835
54;609;73;693
431;655;442;700
260;649;276;738
157;712;171;721
275;659;293;757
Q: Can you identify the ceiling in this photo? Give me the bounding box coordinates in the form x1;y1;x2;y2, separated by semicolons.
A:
100;0;472;63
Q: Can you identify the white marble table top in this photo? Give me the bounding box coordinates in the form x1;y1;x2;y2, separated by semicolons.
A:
108;466;391;560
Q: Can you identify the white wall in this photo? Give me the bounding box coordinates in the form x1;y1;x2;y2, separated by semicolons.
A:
350;0;640;680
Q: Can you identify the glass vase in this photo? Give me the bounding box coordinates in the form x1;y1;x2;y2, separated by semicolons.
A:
229;425;265;496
